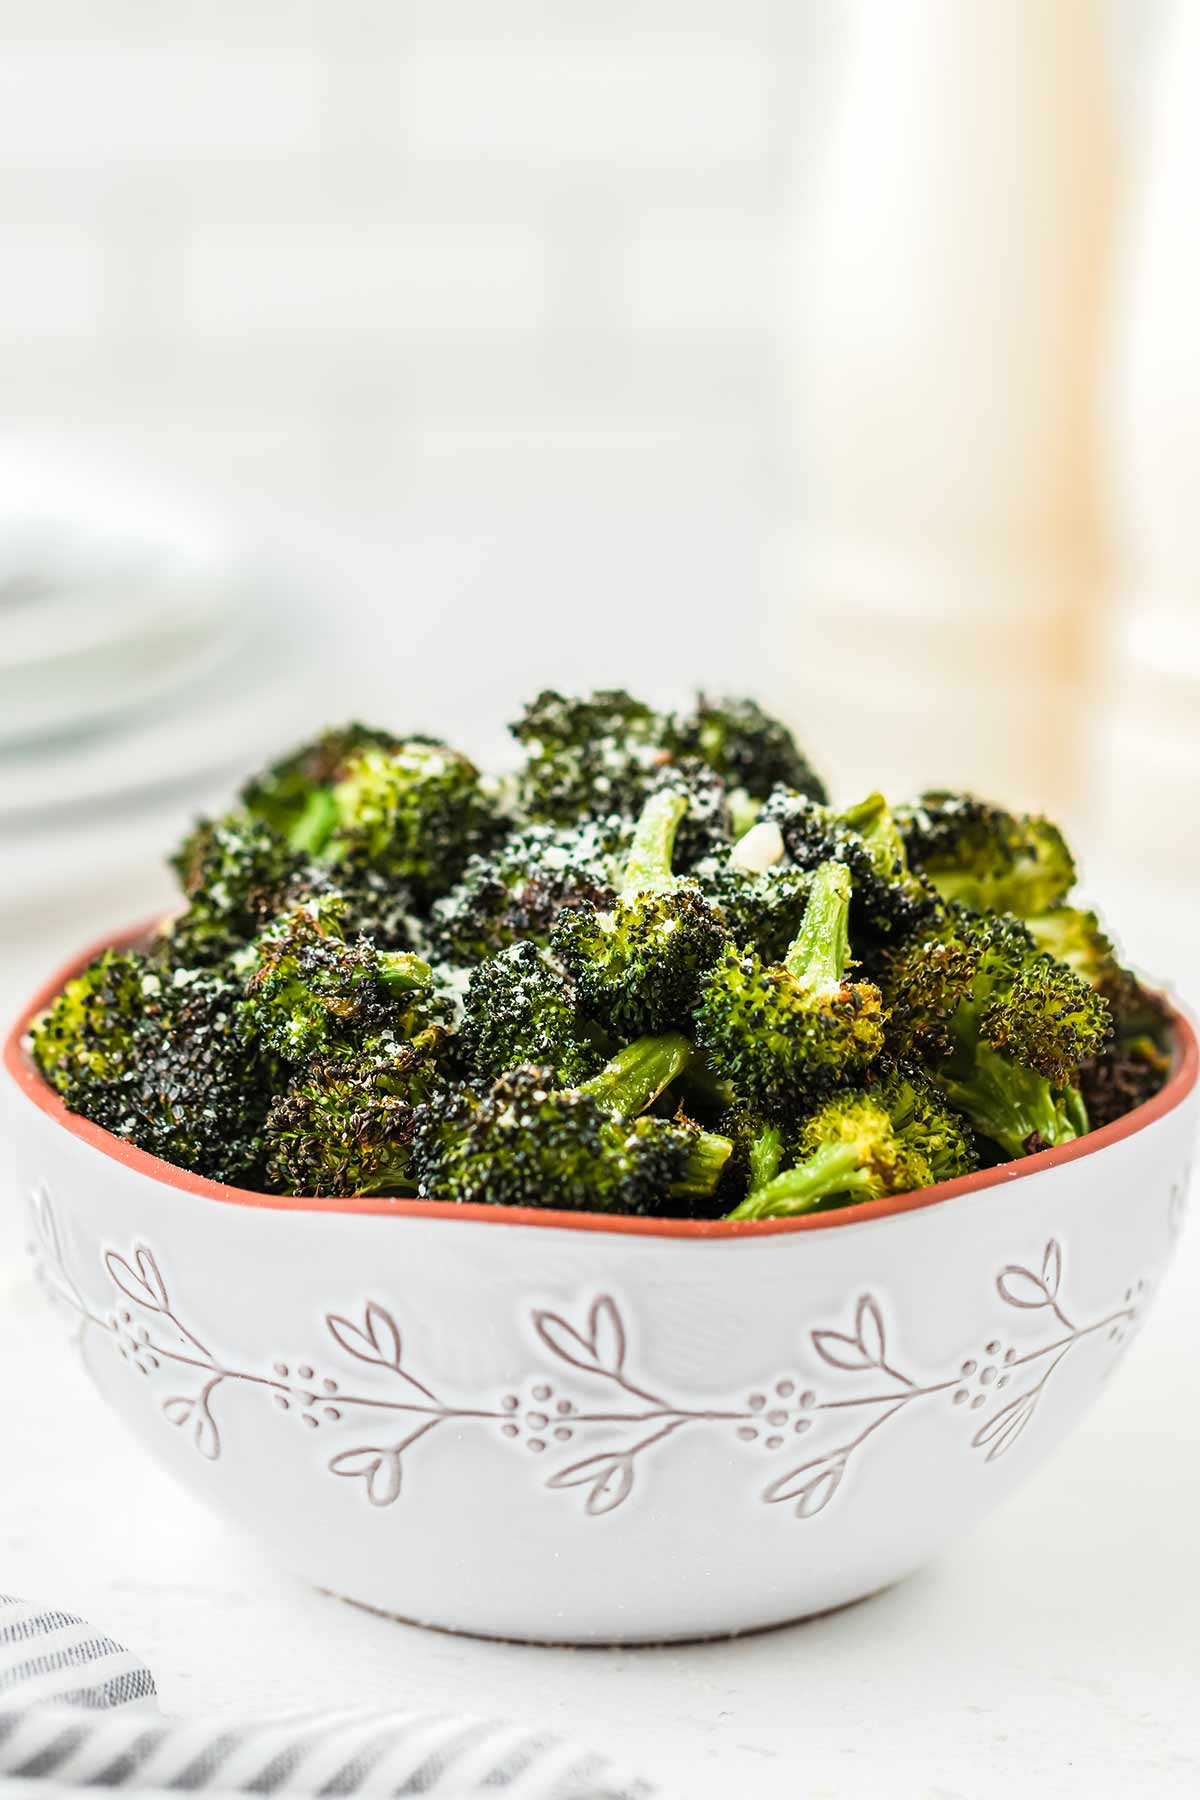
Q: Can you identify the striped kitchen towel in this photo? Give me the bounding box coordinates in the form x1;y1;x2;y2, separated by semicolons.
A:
0;1597;658;1799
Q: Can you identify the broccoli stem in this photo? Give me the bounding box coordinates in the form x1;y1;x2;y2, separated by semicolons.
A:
728;1139;876;1220
378;952;434;995
937;1042;1084;1160
288;786;338;856
668;1128;734;1198
620;790;688;898
578;1032;694;1117
748;1123;785;1191
782;859;852;993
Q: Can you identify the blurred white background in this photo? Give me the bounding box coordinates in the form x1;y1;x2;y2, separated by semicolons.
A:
0;0;1194;956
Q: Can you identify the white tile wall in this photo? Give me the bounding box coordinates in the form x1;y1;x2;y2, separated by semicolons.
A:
0;4;837;508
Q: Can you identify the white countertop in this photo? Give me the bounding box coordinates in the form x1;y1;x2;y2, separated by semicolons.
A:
2;873;1198;1800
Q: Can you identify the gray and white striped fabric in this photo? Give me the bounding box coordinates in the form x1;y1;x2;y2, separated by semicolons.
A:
0;1598;658;1800
0;1596;156;1714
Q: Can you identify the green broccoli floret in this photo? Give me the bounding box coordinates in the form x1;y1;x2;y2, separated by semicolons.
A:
760;788;934;947
263;1028;447;1197
412;1063;730;1214
322;741;499;900
1023;902;1115;981
666;694;826;803
427;817;623;965
550;789;730;1036
883;907;1110;1158
242;724;402;848
894;792;1076;917
238;900;446;1065
510;689;670;823
1016;905;1171;1127
31;950;148;1098
161;811;299;968
456;942;608;1089
32;955;271;1186
694;860;885;1116
727;1066;976;1219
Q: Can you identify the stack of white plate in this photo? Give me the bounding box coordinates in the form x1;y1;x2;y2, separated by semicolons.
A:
0;445;327;910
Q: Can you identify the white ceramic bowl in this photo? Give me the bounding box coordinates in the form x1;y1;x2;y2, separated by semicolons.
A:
6;929;1197;1644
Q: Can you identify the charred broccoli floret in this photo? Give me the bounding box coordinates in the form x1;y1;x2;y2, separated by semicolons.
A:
1019;905;1171;1127
728;1065;976;1219
456;942;608;1089
511;689;669;823
242;723;402;848
263;1028;447;1197
883;907;1110;1158
760;788;934;947
412;1063;730;1213
694;860;885;1116
31;950;148;1099
238;900;446;1065
277;864;424;953
550;790;730;1037
161;811;299;968
32;955;271;1186
894;792;1076;917
427;817;623;965
666;694;826;803
323;741;499;900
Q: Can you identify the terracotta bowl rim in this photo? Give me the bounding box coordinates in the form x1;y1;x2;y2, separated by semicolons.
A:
5;918;1197;1240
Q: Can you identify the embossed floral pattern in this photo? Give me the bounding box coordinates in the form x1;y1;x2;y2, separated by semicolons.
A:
27;1178;1170;1522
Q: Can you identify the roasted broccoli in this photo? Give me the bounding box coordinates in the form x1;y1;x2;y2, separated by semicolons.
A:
511;688;824;828
666;694;826;803
31;686;1170;1212
760;788;934;948
427;817;623;965
238;899;446;1064
412;1063;730;1213
242;724;402;847
883;906;1110;1158
32;954;271;1185
694;860;885;1115
321;741;499;900
698;822;813;964
728;1066;976;1219
161;811;299;968
511;689;670;823
551;789;730;1036
263;1028;447;1197
894;792;1075;917
456;941;607;1089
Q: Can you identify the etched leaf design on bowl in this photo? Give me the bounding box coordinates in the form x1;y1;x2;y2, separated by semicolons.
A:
534;1295;626;1378
326;1301;403;1372
997;1241;1062;1310
764;1455;845;1519
971;1387;1042;1462
812;1293;888;1372
105;1245;169;1314
329;1445;404;1507
547;1451;636;1515
161;1383;221;1460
